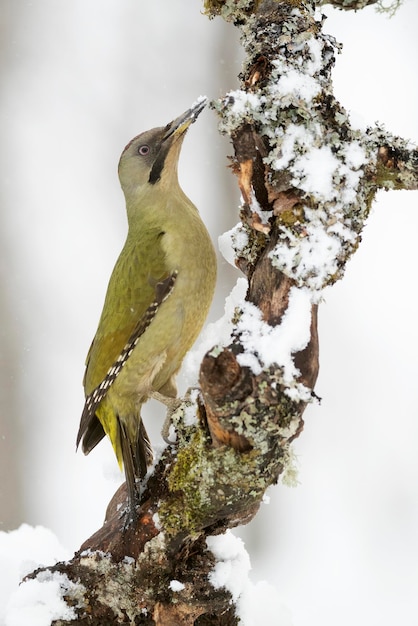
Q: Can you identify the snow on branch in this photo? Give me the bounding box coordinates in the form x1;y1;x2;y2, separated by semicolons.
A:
210;0;417;291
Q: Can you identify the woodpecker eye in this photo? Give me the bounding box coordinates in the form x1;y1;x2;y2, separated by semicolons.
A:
138;145;150;156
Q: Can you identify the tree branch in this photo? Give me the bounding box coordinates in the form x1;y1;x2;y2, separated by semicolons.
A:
21;1;416;624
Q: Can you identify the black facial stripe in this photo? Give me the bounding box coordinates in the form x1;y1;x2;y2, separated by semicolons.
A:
148;141;171;185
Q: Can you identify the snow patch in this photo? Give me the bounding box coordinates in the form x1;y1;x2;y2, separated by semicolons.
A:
206;530;292;625
5;572;81;626
218;223;249;267
274;69;321;102
206;530;251;602
0;524;70;624
237;580;293;626
182;278;248;385
292;146;340;201
183;389;200;427
169;579;185;592
235;286;312;385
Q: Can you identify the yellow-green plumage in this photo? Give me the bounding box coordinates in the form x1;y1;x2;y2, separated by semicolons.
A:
77;100;216;515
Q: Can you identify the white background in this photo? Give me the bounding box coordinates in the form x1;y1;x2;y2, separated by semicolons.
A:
1;1;417;624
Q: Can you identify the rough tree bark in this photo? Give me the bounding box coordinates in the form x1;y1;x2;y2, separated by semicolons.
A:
25;1;417;624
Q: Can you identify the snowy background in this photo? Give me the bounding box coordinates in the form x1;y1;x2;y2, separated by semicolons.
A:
1;0;417;624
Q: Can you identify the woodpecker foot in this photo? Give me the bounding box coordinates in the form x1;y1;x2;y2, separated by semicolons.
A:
150;391;182;443
150;391;180;410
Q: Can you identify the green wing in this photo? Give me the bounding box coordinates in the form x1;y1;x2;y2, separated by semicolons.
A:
77;227;172;452
84;228;169;393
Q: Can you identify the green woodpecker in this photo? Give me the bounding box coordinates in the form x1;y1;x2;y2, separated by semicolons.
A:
77;98;216;516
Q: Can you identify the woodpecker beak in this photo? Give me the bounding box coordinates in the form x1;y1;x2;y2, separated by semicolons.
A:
148;98;207;186
163;97;207;141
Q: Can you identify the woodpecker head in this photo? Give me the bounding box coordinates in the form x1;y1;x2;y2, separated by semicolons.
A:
118;97;207;196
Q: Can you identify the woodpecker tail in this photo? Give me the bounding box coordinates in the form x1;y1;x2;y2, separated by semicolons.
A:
119;418;153;518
